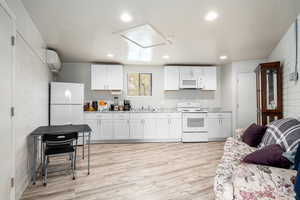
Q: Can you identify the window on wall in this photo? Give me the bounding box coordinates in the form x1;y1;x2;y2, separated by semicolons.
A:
127;73;152;96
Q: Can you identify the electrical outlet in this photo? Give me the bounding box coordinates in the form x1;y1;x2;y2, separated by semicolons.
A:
289;72;299;81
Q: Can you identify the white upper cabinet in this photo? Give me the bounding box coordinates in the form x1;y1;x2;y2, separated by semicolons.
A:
164;67;179;90
91;64;123;90
165;66;217;91
202;67;217;90
91;65;107;90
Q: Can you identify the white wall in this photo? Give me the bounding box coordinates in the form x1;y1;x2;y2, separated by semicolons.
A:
220;63;232;111
226;59;266;131
269;15;300;117
58;63;222;109
5;0;51;199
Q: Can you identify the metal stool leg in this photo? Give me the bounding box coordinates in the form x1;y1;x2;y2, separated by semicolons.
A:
82;133;85;160
44;156;48;186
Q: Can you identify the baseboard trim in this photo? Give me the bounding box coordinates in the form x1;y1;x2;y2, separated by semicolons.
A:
90;139;182;144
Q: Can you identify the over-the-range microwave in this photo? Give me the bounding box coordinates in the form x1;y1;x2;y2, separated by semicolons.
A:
180;79;197;89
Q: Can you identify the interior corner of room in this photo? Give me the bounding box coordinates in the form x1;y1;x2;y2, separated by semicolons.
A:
1;0;300;199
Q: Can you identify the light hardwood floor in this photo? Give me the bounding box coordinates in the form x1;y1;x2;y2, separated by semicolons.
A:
21;142;224;200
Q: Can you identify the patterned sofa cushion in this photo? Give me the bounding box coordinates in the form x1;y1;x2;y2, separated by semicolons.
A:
232;163;296;200
259;118;300;152
214;137;257;200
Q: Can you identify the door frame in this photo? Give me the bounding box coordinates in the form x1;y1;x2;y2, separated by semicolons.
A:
236;72;257;129
0;1;16;199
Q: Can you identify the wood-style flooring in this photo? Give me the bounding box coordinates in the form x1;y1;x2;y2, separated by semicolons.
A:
21;142;224;200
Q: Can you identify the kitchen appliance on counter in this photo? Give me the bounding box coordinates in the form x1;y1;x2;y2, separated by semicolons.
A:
124;100;131;111
92;101;98;111
50;82;84;125
177;102;208;142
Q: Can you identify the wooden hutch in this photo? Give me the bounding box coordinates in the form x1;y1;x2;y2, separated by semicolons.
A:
255;62;283;126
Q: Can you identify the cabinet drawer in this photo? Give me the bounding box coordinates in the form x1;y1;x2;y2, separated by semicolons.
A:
130;113;147;119
84;113;113;120
207;113;231;119
113;113;130;119
155;113;181;119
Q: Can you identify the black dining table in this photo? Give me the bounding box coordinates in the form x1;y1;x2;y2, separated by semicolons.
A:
29;124;92;184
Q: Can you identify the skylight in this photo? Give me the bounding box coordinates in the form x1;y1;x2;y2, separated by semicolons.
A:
119;24;171;48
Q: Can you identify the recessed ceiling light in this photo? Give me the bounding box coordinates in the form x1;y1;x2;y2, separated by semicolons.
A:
162;55;170;59
120;13;132;23
219;55;228;60
107;53;114;58
205;11;219;21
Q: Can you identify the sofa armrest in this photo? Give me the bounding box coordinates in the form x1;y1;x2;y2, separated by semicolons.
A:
234;128;245;141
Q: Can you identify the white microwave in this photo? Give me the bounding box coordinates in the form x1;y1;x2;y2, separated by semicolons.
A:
180;79;197;89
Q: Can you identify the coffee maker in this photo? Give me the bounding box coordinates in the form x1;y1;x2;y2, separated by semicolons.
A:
124;100;131;111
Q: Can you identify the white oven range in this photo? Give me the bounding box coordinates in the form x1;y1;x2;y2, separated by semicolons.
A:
177;103;208;142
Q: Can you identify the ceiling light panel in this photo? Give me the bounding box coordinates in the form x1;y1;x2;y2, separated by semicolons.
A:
120;24;171;48
120;13;132;23
205;11;219;21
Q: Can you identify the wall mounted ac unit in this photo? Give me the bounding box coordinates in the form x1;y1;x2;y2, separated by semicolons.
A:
46;50;61;73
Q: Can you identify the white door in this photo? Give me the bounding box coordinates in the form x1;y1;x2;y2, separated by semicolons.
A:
51;82;84;104
130;119;144;139
164;67;179;90
144;118;156;139
91;65;107;90
50;105;83;125
168;118;182;139
99;119;114;140
0;4;13;199
237;73;257;128
108;65;123;90
113;120;130;139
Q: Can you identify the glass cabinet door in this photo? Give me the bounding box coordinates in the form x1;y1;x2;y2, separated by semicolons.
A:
266;69;278;110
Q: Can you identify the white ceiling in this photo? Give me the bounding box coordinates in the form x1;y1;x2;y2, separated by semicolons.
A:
22;0;300;65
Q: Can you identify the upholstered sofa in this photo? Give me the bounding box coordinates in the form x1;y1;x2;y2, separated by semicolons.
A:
214;129;297;200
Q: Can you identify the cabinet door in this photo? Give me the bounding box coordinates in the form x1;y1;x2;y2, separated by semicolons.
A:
85;119;100;141
99;119;114;140
144;118;156;139
156;119;169;139
113;119;130;139
164;67;179;90
193;68;205;89
130;119;144;139
168;118;182;139
221;118;232;138
203;67;217;90
108;65;123;90
207;118;221;140
91;65;107;90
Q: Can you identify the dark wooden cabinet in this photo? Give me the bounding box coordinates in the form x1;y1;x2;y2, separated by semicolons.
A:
255;62;283;126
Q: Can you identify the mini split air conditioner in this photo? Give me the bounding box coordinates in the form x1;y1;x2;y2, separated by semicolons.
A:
46;50;61;73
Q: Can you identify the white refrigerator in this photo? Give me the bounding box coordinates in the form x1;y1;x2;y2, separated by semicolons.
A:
50;82;84;126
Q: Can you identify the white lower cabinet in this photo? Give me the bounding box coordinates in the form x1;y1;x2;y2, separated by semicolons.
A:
168;118;182;139
221;118;232;138
144;118;156;139
207;113;232;141
85;112;182;142
99;119;114;140
113;119;130;139
156;118;169;139
85;119;99;141
130;119;144;139
85;112;230;142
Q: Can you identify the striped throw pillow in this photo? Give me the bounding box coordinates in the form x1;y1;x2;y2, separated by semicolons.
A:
259;118;300;152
